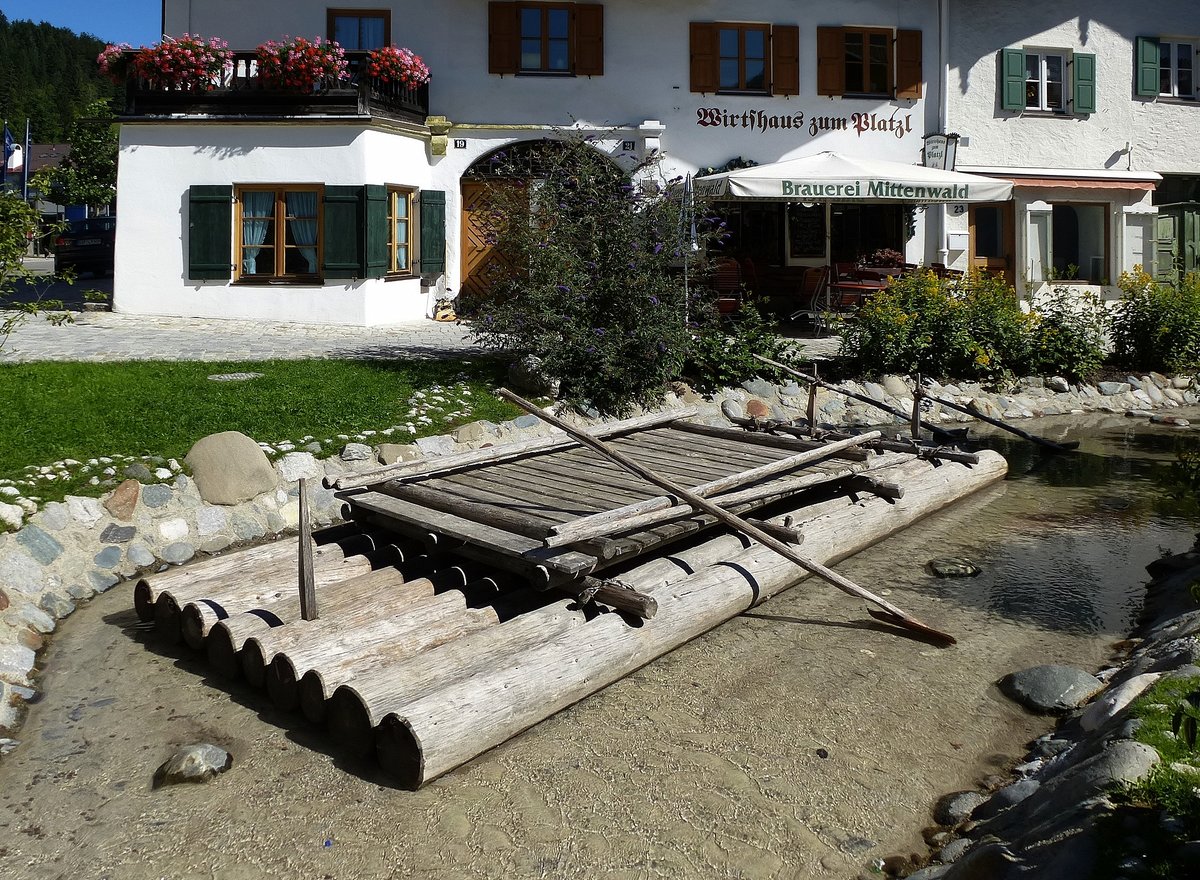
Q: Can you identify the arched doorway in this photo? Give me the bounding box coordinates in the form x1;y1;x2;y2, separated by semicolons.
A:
459;139;622;307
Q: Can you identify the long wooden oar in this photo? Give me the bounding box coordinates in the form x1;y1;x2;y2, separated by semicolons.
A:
495;388;957;646
918;383;1079;453
753;354;968;443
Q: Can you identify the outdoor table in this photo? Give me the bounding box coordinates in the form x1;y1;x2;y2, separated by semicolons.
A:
829;278;888;309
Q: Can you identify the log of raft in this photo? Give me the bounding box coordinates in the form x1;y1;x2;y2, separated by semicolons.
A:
264;577;532;714
361;449;1007;788
132;525;384;622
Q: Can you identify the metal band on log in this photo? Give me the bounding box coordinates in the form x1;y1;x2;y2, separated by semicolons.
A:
370;449;1008;788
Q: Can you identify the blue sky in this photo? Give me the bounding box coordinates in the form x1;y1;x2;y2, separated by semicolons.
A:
1;0;163;46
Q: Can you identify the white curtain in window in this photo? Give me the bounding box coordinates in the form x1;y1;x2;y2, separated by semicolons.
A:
242;191;274;274
287;191;319;274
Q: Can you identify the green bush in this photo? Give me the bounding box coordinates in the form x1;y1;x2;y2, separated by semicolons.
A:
683;298;800;394
467;135;797;413
1110;267;1200;371
1028;286;1106;382
839;269;1033;382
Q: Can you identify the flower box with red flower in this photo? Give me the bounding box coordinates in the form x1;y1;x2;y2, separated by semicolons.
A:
255;37;348;93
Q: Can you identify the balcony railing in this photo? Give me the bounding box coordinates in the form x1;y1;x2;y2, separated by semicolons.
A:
121;50;429;122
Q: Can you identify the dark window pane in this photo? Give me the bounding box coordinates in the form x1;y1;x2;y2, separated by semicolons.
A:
869;63;888;94
520;8;541;37
719;59;740;89
1025;53;1039;81
548;8;568;38
845;35;863;64
521;40;541;69
745;30;765;59
1046;81;1063;108
548;39;568;70
745;60;765;90
719;28;739;57
975;207;1002;258
360;18;386;50
1045;55;1063;82
333;17;358;49
1026;82;1039;107
284;247;310;274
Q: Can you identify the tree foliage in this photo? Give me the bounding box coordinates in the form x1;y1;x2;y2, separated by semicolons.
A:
0;12;122;143
30;100;119;209
0;191;71;351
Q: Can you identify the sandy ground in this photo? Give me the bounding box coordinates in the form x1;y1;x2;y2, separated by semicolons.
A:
3;455;1183;880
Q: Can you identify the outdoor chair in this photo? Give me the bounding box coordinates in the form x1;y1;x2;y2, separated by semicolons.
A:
788;265;831;334
712;257;743;314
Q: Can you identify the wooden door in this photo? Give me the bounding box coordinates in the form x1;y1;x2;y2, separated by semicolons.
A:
1184;207;1200;277
969;202;1015;285
460;181;514;307
1155;212;1179;283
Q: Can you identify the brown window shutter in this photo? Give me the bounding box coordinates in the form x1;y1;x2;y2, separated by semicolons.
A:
575;4;604;76
488;2;519;75
771;24;800;95
689;22;718;93
816;26;844;96
895;29;923;98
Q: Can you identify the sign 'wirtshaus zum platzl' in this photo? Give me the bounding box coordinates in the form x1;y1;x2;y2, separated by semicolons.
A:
696;107;914;139
779;180;973;200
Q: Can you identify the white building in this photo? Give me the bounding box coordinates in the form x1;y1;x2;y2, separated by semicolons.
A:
944;1;1200;298
114;1;1199;324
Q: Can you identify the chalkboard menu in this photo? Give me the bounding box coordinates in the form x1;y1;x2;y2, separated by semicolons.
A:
787;204;826;259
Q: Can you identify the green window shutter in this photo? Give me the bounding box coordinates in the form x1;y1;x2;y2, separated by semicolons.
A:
419;190;447;275
1135;37;1160;96
187;185;231;280
1072;52;1097;114
364;184;388;279
322;186;364;278
1000;48;1026;110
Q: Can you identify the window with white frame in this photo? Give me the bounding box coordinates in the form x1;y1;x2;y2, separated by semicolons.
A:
1025;51;1066;111
1160;40;1196;98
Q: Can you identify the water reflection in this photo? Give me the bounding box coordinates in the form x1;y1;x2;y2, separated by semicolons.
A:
909;411;1200;635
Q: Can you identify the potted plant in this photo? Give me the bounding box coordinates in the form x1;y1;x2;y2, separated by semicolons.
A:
129;35;233;91
365;46;431;89
255;36;348;92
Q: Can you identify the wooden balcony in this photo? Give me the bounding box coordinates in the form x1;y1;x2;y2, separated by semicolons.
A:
121;50;429;124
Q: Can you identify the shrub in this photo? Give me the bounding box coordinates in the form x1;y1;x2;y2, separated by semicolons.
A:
683;299;800;394
1027;286;1106;382
839;269;1033;382
1110;266;1200;371
468;138;701;414
256;36;348;92
467;136;797;414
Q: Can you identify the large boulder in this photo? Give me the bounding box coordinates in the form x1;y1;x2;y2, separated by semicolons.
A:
185;431;277;505
997;665;1103;714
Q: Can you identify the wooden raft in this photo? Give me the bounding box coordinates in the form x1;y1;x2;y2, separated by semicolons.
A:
338;413;882;590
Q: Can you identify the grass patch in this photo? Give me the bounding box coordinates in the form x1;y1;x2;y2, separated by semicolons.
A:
0;357;517;505
1097;674;1200;878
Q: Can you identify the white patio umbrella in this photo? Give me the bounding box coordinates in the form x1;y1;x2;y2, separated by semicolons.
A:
695;151;1013;203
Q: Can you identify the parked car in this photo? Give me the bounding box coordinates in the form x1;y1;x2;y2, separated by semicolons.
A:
53;217;116;276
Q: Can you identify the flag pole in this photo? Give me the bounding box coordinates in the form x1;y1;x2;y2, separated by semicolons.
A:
1;119;8;190
22;119;31;201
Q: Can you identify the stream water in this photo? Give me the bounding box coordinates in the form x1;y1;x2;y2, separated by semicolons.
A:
2;410;1199;880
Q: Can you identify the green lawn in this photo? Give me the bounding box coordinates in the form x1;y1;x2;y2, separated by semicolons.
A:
0;357;518;502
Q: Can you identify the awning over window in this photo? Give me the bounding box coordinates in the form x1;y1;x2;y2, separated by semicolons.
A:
956;165;1162;192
